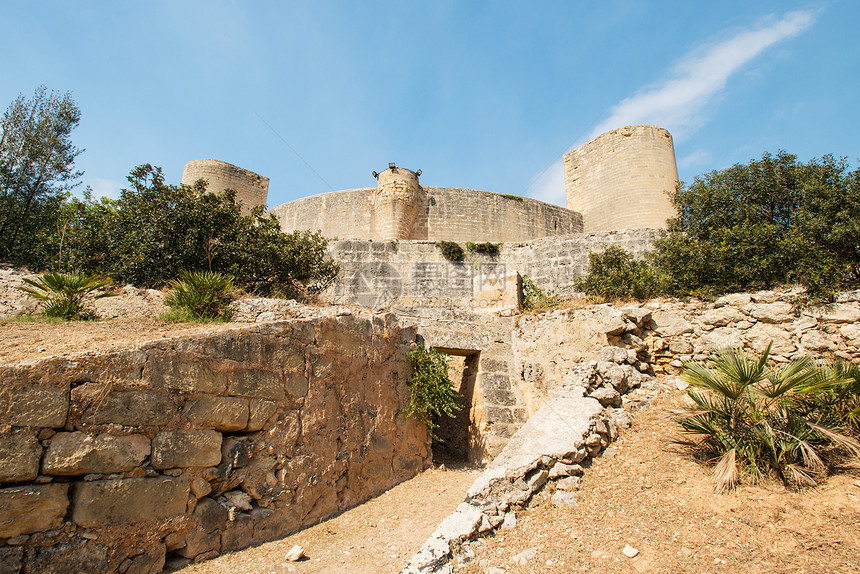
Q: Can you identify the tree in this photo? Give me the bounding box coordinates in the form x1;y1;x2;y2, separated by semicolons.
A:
0;86;83;265
59;164;339;298
653;151;860;298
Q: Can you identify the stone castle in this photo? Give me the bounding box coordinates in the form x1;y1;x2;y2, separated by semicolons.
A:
180;124;679;238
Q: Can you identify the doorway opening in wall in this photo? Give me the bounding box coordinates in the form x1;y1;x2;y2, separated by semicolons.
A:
432;350;481;466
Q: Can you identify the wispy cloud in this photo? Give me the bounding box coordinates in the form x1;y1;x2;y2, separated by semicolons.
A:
89;177;121;200
530;10;816;206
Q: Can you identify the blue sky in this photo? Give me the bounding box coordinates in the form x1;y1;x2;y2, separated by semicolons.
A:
1;1;857;208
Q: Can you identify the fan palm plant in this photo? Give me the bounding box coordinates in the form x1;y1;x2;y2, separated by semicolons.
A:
19;271;115;319
673;343;860;492
164;270;235;320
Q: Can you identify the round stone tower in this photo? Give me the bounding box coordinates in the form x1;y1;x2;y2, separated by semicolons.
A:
563;125;678;232
373;164;422;240
181;159;270;214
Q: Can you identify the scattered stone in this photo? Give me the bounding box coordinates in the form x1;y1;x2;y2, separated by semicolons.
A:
622;544;640;558
284;545;306;562
548;462;583;478
510;547;538;566
556;476;582;491
550;491;577;508
501;512;517;530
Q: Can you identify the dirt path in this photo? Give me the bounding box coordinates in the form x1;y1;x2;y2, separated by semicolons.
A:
461;388;860;574
177;466;481;574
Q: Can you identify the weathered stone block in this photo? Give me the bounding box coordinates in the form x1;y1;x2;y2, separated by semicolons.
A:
144;350;227;394
246;399;277;431
700;307;745;326
152;430;222;469
316;327;363;357
177;498;227;559
0;484;69;537
124;542;166;574
220;513;256;552
183;396;249;431
0;385;68;427
748;301;794;323
260;338;305;371
285;374;309;398
0;547;23;574
228;368;285;400
72;477;189;527
0;430;41;482
42;432;150;475
649;311;693;337
75;385;176;426
24;542;108;574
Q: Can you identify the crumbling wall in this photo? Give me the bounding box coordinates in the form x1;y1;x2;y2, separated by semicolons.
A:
0;315;428;573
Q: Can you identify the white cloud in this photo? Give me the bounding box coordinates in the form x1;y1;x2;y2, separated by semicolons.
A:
677;149;713;170
529;10;816;206
89;177;122;200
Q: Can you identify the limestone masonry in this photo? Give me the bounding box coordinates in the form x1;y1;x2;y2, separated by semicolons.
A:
181;159;270;215
184;124;679;239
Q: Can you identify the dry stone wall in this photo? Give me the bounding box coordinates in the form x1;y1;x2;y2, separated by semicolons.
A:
0;315;428;573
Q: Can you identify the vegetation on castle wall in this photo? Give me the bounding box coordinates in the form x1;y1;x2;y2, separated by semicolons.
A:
466;241;501;256
438;240;464;262
522;275;563;312
575;244;662;300
404;345;462;439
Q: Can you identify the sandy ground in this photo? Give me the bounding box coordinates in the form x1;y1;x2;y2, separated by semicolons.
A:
176;466;482;574
0;318;249;365
461;389;860;574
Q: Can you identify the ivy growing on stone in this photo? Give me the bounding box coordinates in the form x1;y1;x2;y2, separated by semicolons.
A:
404;345;462;440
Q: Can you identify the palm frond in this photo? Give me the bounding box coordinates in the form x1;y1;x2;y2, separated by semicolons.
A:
713;448;739;494
808;423;860;457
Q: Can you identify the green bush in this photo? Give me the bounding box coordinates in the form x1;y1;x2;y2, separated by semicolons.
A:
522;275;563;312
673;343;860;492
465;241;501;256
44;164;339;298
19;271;114;319
575;245;662;300
655;151;860;299
498;193;524;202
164;270;235;320
404;345;462;439
438;241;464;263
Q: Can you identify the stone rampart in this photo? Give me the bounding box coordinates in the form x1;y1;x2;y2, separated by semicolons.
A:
182;159;270;214
268;187;582;243
564;125;678;232
325;229;658;309
0;315;427;573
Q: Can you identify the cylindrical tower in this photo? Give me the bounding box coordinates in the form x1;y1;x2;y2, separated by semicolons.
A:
181;159;270;214
563;125;678;232
373;164;422;240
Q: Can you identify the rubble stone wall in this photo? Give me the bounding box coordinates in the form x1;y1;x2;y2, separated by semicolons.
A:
0;315;428;573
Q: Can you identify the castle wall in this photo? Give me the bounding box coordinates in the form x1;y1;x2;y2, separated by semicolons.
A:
564;125;678;232
268;187;582;242
325;229;658;310
0;316;427;572
182;159;270;214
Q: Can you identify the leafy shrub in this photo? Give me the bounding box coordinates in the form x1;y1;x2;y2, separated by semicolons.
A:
673;343;860;492
656;151;860;299
522;275;563;312
438;241;464;262
19;271;114;319
164;270;235;320
45;164;339;298
575;245;662;300
465;241;501;256
404;345;462;439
